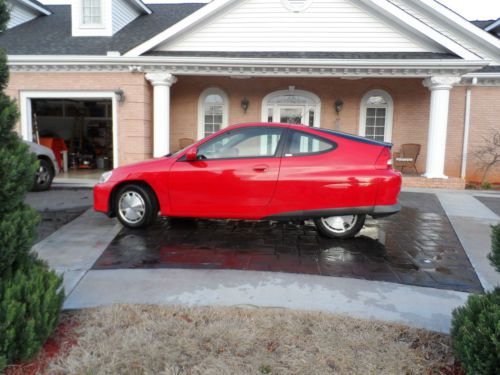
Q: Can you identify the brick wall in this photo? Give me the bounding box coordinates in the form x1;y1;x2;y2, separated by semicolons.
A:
171;76;440;172
466;86;500;183
6;72;153;166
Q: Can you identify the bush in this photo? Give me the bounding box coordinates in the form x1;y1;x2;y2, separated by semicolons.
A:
0;259;64;371
488;225;500;273
481;181;492;190
0;0;64;371
451;289;500;375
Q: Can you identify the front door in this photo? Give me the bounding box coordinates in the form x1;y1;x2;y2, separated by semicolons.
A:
168;126;285;219
278;107;304;124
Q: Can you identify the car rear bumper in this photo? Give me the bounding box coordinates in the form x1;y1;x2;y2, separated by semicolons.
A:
263;203;401;221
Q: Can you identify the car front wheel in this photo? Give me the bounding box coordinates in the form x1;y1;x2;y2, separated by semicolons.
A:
115;184;158;229
314;214;366;239
33;158;54;191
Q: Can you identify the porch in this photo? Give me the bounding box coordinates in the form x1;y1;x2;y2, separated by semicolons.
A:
147;74;468;187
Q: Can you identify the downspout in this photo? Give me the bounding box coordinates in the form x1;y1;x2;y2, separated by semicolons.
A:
460;77;476;179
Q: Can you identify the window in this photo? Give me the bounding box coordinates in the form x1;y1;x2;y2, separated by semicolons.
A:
359;90;393;143
286;131;335;156
198;127;284;160
198;88;228;139
82;0;102;25
262;89;321;127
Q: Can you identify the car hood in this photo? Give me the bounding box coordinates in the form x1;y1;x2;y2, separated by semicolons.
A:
110;156;176;179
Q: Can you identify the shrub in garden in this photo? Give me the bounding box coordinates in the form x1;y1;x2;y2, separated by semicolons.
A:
0;0;64;371
0;260;64;369
488;224;500;273
451;289;500;375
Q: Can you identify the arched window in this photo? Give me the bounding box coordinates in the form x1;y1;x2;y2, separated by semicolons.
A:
261;88;321;127
198;88;228;140
359;89;393;143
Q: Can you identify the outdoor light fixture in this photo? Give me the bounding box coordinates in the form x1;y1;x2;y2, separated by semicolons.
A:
335;99;344;114
115;89;125;103
241;97;250;113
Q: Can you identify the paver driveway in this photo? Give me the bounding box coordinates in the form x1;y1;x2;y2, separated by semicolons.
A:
94;192;483;293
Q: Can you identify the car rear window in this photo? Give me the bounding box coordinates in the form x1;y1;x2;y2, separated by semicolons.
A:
285;130;337;156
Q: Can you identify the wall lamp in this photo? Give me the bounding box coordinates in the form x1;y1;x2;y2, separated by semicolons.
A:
335;99;344;115
241;97;250;113
115;89;125;104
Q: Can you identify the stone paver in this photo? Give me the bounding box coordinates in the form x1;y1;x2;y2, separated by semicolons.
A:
94;192;482;293
64;269;470;333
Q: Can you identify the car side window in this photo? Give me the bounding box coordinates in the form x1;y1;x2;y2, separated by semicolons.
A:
285;130;336;156
197;127;284;160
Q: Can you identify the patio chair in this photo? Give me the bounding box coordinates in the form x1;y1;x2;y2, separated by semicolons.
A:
393;143;421;174
179;138;195;149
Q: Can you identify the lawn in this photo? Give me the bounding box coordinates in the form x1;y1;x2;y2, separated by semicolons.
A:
41;305;455;374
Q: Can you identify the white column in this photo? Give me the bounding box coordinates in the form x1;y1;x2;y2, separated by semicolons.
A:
422;76;461;179
145;73;177;157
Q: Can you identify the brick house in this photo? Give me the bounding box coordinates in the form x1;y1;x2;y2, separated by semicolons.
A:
1;0;499;187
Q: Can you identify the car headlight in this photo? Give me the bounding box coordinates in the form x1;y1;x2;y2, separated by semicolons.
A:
99;171;113;184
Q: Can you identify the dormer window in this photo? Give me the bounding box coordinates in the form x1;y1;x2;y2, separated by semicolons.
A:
82;0;102;25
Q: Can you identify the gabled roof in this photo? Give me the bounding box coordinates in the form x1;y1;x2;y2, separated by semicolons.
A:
123;0;488;59
0;4;205;55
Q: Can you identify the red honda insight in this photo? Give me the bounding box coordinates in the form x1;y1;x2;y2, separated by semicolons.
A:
94;123;402;239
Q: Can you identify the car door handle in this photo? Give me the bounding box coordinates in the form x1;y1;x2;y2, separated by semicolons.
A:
253;164;269;172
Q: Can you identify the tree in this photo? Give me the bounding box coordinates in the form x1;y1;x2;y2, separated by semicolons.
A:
0;0;64;370
472;130;500;184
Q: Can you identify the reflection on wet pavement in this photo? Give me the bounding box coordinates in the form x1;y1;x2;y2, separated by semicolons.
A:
93;193;483;293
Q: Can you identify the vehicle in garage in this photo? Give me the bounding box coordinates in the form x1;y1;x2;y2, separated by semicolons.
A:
25;140;59;191
94;123;402;239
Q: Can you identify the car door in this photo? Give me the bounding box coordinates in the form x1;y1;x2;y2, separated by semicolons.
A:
266;129;343;216
168;126;285;219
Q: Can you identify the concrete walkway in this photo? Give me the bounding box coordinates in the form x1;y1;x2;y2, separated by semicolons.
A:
436;192;500;291
33;209;121;294
64;268;469;333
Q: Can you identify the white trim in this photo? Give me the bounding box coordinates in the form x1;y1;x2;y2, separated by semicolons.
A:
356;0;479;60
19;91;120;168
197;87;229;140
261;89;321;127
409;0;500;55
18;0;51;15
485;19;500;33
461;86;472;179
358;89;394;143
127;0;152;14
124;0;238;57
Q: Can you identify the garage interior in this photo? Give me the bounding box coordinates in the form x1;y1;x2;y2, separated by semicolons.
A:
31;98;113;180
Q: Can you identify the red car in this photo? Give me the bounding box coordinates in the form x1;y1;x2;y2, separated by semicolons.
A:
94;123;401;239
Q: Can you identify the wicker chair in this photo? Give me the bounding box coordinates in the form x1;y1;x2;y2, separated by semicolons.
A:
393;144;421;174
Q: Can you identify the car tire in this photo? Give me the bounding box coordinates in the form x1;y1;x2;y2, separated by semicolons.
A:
115;184;158;229
314;214;366;239
32;158;54;191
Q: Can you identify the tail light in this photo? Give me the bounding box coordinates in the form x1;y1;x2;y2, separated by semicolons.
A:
375;147;392;170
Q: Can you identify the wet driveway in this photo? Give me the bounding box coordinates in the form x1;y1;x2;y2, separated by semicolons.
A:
93;192;483;293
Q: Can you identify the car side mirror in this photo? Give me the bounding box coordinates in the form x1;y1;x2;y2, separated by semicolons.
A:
185;147;198;162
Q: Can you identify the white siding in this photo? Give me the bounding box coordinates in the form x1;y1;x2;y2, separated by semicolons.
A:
156;0;445;53
7;1;38;29
388;0;498;63
112;0;140;34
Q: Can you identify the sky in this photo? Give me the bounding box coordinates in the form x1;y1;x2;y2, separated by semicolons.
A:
438;0;500;20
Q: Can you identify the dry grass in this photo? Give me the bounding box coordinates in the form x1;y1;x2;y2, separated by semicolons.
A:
46;305;454;375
